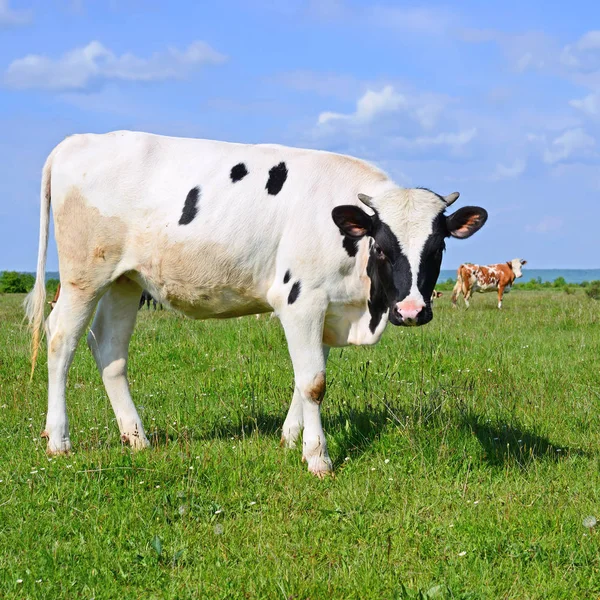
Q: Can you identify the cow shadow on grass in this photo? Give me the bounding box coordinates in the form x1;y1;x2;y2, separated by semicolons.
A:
457;412;588;467
146;411;288;447
144;401;589;471
144;403;390;465
326;402;590;470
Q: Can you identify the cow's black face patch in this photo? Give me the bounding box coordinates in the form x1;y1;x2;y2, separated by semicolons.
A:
283;270;291;284
414;213;447;325
266;162;288;195
366;217;411;332
178;186;200;225
230;163;248;183
342;235;359;257
288;280;301;304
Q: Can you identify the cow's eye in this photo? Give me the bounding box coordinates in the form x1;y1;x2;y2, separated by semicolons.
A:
374;244;386;260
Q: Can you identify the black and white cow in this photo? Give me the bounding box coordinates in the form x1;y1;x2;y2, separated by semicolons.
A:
25;131;487;476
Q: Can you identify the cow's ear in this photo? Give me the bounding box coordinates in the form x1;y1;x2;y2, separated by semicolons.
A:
446;206;488;239
332;205;373;239
521;259;527;266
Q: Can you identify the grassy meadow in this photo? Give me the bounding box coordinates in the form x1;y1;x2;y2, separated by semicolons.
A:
0;289;599;599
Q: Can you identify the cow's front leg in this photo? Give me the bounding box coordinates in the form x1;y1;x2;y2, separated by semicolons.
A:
277;292;333;477
497;285;505;309
281;346;330;449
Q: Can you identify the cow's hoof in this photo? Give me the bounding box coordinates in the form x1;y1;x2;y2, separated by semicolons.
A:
121;433;151;450
303;454;334;478
45;435;72;455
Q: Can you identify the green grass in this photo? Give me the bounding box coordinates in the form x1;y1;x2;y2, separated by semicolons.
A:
0;289;599;599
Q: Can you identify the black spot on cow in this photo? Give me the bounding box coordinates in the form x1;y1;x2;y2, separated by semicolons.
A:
230;163;248;183
342;235;359;257
179;186;200;225
288;281;301;304
283;270;291;284
266;162;288;195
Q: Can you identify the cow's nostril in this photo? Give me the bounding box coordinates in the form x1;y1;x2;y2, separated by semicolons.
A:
396;302;424;321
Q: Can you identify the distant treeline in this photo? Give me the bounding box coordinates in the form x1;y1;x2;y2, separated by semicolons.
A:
0;271;59;295
1;270;599;300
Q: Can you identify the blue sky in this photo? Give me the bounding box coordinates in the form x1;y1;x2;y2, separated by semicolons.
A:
1;0;599;270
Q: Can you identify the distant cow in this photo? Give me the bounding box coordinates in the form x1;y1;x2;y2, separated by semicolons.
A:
25;130;487;476
48;282;61;310
431;290;443;303
138;289;162;310
451;258;527;309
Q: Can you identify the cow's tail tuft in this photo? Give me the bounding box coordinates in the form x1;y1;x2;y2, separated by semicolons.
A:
24;151;54;380
451;269;462;306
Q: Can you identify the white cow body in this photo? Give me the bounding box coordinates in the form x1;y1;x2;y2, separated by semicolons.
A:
50;131;393;345
26;131;487;476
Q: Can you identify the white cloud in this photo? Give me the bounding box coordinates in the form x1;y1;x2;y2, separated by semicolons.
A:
570;92;600;118
312;85;476;163
4;40;226;91
526;216;563;233
413;101;446;130
491;158;527;180
317;85;447;131
560;30;600;70
0;0;31;25
516;52;543;72
543;128;596;164
318;86;407;125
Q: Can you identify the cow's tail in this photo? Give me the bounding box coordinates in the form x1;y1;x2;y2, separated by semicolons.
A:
24;150;54;380
451;268;462;306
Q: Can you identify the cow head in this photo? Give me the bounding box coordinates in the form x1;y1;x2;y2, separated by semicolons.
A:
508;258;527;278
332;188;487;328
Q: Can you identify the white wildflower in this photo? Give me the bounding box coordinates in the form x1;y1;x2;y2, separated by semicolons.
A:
583;516;597;529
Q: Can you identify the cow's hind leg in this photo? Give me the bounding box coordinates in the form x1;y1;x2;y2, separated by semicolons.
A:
451;280;461;308
276;291;332;477
44;286;99;454
87;277;150;449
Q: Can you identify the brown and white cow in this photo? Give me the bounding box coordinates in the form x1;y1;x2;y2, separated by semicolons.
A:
451;259;527;309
